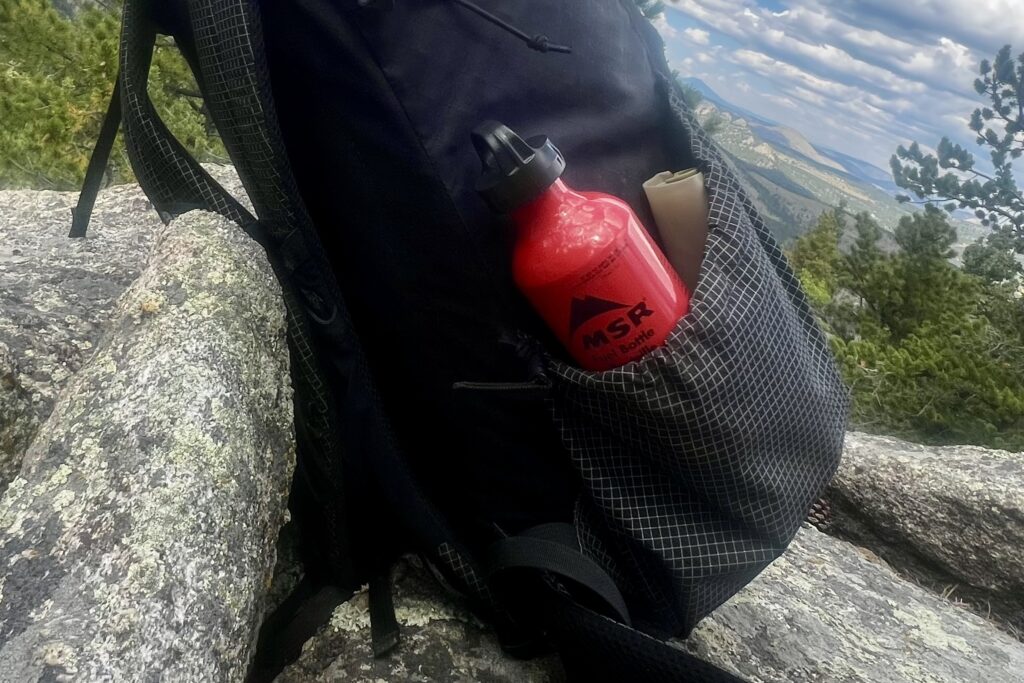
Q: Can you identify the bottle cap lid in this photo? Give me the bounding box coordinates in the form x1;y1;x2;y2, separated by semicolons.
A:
472;120;565;214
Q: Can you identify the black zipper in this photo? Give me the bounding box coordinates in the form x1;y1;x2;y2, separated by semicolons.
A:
452;376;551;398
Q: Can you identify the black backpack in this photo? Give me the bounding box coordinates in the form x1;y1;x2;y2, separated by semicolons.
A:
73;1;850;681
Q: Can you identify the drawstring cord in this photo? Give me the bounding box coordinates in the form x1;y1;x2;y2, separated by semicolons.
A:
450;0;572;54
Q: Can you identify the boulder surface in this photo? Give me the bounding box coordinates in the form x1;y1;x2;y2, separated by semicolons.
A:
828;432;1024;633
0;210;294;682
281;528;1024;683
0;166;247;488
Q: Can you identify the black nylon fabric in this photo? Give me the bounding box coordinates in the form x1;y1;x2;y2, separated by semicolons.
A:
260;0;693;542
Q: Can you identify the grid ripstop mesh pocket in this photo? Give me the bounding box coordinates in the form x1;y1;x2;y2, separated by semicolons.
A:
546;83;851;635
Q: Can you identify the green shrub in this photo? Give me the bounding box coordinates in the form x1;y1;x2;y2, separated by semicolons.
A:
0;0;224;189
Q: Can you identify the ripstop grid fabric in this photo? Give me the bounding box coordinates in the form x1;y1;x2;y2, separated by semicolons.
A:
549;80;851;635
119;0;360;579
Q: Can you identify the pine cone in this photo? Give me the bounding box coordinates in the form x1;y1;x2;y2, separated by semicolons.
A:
806;497;833;532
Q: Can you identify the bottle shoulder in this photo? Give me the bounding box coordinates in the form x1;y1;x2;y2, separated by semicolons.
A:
512;194;638;289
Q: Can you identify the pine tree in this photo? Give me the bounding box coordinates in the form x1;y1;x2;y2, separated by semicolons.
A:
789;205;1024;450
843;212;884;291
963;229;1021;283
886;206;977;338
787;206;843;307
892;45;1024;271
0;0;223;189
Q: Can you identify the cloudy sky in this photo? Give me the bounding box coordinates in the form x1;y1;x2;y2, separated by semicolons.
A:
654;0;1024;169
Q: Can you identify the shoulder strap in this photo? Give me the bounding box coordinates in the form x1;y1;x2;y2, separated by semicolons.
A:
70;78;121;238
68;0;374;594
86;0;474;608
118;0;254;229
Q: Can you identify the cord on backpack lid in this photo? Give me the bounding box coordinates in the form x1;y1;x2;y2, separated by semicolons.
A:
450;0;572;54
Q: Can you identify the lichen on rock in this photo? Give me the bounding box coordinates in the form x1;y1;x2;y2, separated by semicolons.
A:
0;209;294;682
0;165;248;491
685;525;1024;683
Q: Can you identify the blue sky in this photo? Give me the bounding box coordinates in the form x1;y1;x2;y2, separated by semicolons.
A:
654;0;1024;168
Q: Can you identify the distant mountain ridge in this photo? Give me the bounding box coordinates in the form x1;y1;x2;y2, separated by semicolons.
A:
680;77;898;196
682;77;779;127
817;147;903;196
679;76;918;243
748;123;847;174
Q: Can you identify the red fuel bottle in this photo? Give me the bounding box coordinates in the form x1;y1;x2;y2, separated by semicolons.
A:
473;121;690;371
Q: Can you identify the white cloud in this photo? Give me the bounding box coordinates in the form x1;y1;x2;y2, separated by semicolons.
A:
660;0;1003;165
763;93;799;109
730;49;858;101
823;0;1024;54
683;27;710;45
790;86;827;107
669;0;972;96
650;13;678;40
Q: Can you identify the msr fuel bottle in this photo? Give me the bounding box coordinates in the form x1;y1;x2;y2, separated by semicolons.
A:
473;121;690;371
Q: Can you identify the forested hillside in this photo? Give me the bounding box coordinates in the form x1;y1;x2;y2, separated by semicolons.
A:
0;0;223;189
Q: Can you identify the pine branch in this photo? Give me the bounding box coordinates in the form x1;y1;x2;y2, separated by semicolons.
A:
165;85;203;99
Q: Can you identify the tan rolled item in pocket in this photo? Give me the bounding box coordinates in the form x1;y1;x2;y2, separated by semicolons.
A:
642;169;709;293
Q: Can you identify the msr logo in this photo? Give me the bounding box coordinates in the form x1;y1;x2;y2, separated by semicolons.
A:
569;295;629;335
568;296;656;350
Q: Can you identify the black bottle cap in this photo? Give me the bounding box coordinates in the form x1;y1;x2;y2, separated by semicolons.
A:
472;120;566;214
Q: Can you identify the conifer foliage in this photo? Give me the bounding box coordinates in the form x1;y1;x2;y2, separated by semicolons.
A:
0;0;224;189
893;45;1024;282
789;206;1024;451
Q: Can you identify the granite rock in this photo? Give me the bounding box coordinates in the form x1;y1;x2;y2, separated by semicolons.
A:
827;432;1024;633
0;209;293;682
0;166;247;489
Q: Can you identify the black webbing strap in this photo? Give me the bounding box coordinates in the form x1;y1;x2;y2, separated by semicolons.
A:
70;77;122;238
368;569;401;658
486;523;630;626
246;566;402;682
246;576;353;683
487;523;748;683
545;591;747;683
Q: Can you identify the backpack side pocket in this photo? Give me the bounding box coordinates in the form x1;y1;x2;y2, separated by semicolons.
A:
543;122;850;635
